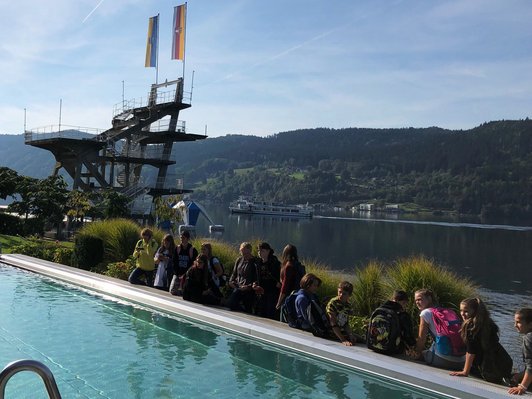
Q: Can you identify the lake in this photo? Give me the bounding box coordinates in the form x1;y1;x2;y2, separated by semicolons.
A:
193;203;531;367
195;204;532;295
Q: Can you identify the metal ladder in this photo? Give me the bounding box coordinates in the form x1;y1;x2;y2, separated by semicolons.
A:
0;360;62;399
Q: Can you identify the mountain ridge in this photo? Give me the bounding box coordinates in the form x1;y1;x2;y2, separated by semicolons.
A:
2;119;531;218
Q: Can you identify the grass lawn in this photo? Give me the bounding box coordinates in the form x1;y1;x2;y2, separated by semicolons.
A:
0;234;27;253
0;234;73;253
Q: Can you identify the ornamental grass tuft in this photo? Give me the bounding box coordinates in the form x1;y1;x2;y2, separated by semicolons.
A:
385;255;478;319
351;261;386;317
77;219;164;263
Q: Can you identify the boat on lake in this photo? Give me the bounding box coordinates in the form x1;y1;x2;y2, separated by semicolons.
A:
229;196;314;218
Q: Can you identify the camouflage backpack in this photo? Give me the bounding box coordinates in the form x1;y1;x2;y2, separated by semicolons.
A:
367;306;402;354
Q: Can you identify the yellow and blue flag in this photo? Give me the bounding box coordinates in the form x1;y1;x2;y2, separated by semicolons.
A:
145;15;159;68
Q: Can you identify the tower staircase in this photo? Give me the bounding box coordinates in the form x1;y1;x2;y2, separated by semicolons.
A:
24;78;207;218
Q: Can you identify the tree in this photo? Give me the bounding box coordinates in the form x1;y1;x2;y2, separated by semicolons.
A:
35;176;69;231
0;167;19;199
9;175;69;236
66;190;93;223
99;190;130;219
8;176;40;221
154;195;183;234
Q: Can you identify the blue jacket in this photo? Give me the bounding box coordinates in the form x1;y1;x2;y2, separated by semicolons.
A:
295;289;317;330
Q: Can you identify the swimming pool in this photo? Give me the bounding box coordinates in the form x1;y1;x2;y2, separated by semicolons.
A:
0;262;458;399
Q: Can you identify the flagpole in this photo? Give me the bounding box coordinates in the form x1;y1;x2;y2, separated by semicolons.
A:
156;13;160;85
190;70;195;102
58;99;62;134
182;3;187;81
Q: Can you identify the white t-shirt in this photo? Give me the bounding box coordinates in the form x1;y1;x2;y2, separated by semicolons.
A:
420;308;465;363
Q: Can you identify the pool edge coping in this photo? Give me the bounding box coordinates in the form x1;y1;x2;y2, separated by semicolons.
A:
0;253;514;399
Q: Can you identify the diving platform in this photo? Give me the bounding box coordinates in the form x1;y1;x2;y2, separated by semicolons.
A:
25;78;206;214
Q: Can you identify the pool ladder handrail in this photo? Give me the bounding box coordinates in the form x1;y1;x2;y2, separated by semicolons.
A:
0;359;62;399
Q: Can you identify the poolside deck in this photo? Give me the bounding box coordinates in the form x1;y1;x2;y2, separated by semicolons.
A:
0;253;516;399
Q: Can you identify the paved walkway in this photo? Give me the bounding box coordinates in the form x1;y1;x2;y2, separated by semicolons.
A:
0;254;520;399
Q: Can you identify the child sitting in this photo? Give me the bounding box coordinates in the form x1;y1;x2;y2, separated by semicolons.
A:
294;273;322;331
412;289;465;370
508;308;532;395
450;297;512;384
326;281;357;346
368;290;416;355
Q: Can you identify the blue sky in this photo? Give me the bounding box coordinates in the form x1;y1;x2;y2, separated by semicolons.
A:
1;0;532;137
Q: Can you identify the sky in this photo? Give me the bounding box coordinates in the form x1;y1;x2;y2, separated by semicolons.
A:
1;0;532;137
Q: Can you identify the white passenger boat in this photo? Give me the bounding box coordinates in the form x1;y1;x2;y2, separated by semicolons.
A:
229;197;314;218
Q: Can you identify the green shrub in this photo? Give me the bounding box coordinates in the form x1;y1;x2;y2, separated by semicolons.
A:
349;315;370;338
106;257;136;280
22;218;45;236
0;213;23;235
79;219;164;262
52;247;74;266
9;240;47;259
352;261;386;317
72;234;104;270
8;239;73;266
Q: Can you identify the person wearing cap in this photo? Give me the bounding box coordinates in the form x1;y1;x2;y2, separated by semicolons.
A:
254;242;281;320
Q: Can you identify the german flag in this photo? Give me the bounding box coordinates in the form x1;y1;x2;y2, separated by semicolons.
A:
171;4;186;60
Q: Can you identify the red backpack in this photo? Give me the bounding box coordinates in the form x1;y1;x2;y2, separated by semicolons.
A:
430;307;466;357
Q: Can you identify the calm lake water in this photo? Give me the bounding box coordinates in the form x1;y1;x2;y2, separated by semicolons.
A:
196;204;532;295
194;203;531;367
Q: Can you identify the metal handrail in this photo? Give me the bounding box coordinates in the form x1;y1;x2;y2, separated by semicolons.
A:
112;89;192;117
0;359;62;399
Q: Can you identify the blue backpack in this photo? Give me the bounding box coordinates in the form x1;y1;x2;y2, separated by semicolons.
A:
281;291;299;328
281;291;329;338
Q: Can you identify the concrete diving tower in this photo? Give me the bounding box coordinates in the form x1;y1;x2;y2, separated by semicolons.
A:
24;78;206;214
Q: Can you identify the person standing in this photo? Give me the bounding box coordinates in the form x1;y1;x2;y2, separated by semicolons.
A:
227;242;258;313
201;242;225;297
153;234;175;291
169;230;197;296
129;228;158;286
276;244;305;311
254;242;281;320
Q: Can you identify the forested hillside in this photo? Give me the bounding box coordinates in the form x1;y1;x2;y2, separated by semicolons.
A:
0;134;55;178
2;119;531;218
175;120;532;219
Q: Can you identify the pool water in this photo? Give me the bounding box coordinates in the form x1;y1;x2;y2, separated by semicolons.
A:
0;264;451;399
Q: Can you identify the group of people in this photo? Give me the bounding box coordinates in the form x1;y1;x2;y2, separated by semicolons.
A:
365;288;531;395
130;228;223;303
129;229;531;395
